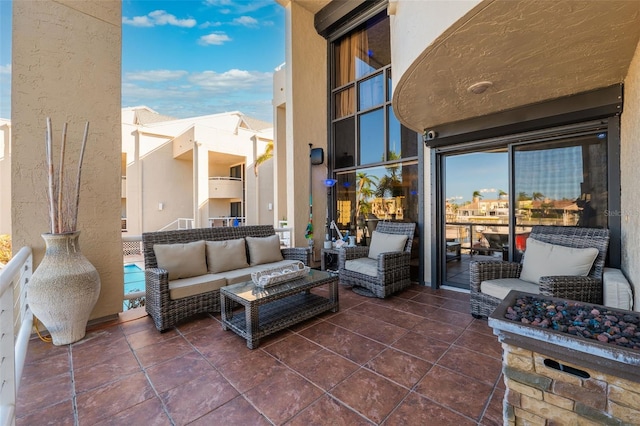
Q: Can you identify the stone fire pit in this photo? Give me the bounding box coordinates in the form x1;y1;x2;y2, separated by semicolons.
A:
489;290;640;425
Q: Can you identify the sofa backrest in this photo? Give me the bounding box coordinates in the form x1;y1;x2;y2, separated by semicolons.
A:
142;225;276;269
524;226;610;280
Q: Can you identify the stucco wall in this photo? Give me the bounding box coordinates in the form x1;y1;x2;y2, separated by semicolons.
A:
285;2;328;253
0;120;10;235
389;0;480;97
11;0;123;319
621;39;640;311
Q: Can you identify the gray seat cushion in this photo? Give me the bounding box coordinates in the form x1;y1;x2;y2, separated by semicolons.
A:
345;257;378;277
480;278;539;300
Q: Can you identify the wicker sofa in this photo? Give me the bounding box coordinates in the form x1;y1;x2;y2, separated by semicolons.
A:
142;225;311;331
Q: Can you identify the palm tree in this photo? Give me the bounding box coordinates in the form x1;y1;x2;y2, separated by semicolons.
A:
355;172;378;222
253;141;273;176
472;190;483;201
517;191;530;201
532;191;545;201
498;189;507;199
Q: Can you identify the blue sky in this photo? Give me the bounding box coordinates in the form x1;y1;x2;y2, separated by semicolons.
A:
0;0;285;122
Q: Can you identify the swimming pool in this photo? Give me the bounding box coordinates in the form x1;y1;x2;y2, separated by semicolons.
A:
124;264;145;294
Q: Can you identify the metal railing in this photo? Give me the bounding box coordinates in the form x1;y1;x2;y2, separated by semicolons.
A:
157;218;195;231
208;217;245;227
0;247;33;426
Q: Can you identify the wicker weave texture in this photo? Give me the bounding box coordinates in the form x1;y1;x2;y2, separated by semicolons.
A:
338;222;416;298
142;225;312;332
221;272;339;349
470;225;610;318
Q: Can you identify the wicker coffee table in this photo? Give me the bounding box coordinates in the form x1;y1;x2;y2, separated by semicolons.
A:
220;269;339;349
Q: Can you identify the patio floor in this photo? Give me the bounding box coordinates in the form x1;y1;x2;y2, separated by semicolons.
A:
15;284;505;425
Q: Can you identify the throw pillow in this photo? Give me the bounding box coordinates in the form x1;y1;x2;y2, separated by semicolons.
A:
368;231;408;260
205;238;249;273
519;238;599;284
246;235;284;265
153;240;207;280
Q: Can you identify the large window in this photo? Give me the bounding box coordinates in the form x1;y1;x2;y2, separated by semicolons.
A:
329;8;419;279
335;162;419;244
331;12;416;171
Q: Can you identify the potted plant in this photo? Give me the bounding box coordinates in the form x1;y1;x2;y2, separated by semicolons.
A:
28;118;101;345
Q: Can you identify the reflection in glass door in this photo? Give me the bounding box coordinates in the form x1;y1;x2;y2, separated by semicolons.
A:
443;149;508;289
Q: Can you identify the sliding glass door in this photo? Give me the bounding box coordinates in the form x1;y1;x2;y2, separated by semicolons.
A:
438;125;611;289
443;149;508;288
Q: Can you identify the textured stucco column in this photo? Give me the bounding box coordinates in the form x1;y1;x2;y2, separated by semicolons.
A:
12;0;123;319
621;39;640;311
283;2;328;252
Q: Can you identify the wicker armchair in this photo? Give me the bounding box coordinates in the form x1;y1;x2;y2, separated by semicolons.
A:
470;226;610;319
338;222;416;298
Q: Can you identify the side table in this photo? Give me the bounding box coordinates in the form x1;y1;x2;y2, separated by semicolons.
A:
321;247;342;272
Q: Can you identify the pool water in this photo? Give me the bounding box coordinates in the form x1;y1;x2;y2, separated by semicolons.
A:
124;264;145;294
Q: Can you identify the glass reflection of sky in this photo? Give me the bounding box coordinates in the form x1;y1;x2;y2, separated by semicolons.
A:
515;146;583;201
446;146;586;204
446;152;508;204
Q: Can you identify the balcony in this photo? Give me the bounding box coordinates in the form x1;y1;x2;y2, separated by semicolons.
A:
208;177;242;199
12;285;504;425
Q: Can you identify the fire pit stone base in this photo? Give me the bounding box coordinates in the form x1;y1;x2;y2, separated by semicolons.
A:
490;291;640;425
500;343;640;425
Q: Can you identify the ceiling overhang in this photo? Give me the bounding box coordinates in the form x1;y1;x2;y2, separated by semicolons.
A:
393;0;640;134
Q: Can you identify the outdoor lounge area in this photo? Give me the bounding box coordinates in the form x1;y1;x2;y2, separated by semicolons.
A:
15;284;504;425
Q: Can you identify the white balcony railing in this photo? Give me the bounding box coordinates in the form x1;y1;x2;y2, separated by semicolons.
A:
0;247;33;426
208;217;245;227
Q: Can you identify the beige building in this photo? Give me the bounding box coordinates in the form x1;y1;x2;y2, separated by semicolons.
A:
6;0;640;325
121;106;274;235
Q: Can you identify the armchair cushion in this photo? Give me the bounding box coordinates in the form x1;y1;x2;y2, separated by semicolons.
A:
345;257;378;277
480;278;539;300
205;238;249;273
367;231;408;260
153;240;207;280
519;238;599;284
246;235;284;265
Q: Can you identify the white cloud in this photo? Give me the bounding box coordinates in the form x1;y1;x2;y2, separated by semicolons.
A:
479;188;497;193
0;64;11;74
122;10;196;28
122;16;153;27
199;21;222;29
203;0;273;14
124;70;188;82
198;32;232;46
188;69;272;93
121;68;274;122
233;16;258;28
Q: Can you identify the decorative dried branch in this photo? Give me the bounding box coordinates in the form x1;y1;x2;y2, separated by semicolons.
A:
46;117;56;234
44;119;90;234
57;122;67;234
71;122;90;232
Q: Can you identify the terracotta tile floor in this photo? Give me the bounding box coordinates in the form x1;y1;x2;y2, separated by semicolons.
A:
16;284;505;425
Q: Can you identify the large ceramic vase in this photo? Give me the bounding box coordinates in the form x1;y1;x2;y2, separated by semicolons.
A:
29;231;101;345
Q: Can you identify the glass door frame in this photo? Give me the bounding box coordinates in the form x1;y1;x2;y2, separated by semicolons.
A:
431;118;621;289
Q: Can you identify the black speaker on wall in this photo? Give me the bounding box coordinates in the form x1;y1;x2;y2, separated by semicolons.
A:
310;148;324;165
